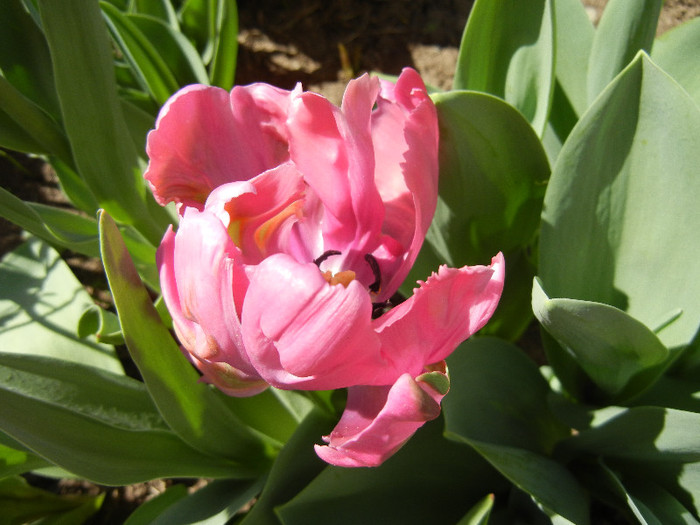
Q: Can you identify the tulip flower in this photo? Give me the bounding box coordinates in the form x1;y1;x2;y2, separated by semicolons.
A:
145;68;504;467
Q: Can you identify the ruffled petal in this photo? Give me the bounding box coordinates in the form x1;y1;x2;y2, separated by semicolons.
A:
370;68;439;298
314;365;449;467
204;162;320;265
287;75;385;285
375;253;505;376
145;83;292;208
165;207;258;376
241;253;386;390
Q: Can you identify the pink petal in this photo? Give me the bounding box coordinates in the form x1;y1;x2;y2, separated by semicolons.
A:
145;83;292;208
375;253;505;376
370;68;439;298
314;367;449;467
163;207;258;377
286;75;384;284
203;162;320;265
241;253;386;390
188;355;269;397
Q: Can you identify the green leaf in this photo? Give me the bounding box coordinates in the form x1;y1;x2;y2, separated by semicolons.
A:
208;0;238;90
587;0;663;103
77;305;124;346
0;0;61;119
0;441;50;479
132;0;180;29
552;0;594;117
454;0;554;135
543;0;595;163
0;187;100;257
652;16;700;108
130;14;209;86
443;338;588;524
561;406;700;464
455;494;494;525
428;91;549;265
274;414;505;525
99;210;271;471
100;2;181;106
37;0;170;245
240;409;333;525
0;75;72;161
540;52;700;352
408;91;548;339
0;475;102;525
123;484;189;525
0;353;243;485
443;337;568;455
125;478;263;525
468;441;590;525
532;278;669;398
0;237;122;373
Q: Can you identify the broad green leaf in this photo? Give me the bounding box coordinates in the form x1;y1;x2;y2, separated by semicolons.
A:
240;409;333;525
633;375;700;414
0;187;99;257
587;0;662;103
123;484;188;525
443;337;568;455
652;16;700;108
540;52;700;352
454;0;554;135
0;353;245;485
467;440;590;525
126;478;263;525
543;0;595;162
561;406;700;464
427;91;548;263
99;210;271;470
129;14;210;87
0;475;102;525
552;0;594;117
0;0;60;119
38;0;169;246
532;278;669;398
274;415;505;525
408;91;548;339
443;338;588;524
221;389;309;447
0;238;122;373
209;0;238;90
625;477;700;525
0;441;50;479
0;75;72;161
100;2;181;106
0;107;50;154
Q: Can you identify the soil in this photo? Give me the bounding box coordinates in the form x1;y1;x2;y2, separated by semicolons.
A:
0;1;699;523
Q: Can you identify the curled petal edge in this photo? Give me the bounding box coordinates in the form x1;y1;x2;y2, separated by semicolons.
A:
314;362;449;467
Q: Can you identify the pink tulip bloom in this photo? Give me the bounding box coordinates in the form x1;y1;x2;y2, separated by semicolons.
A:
146;68;505;467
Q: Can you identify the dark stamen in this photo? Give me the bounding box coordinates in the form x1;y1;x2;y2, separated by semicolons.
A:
313;250;342;267
364;253;381;293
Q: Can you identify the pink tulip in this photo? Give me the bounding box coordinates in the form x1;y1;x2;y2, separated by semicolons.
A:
146;68;505;467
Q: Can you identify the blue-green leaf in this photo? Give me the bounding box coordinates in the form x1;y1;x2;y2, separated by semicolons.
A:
587;0;663;103
540;52;700;353
454;0;554;135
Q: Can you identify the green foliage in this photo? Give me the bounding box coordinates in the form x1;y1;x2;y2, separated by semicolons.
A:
0;0;699;522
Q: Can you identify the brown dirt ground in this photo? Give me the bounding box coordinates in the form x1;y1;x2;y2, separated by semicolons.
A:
0;1;699;523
